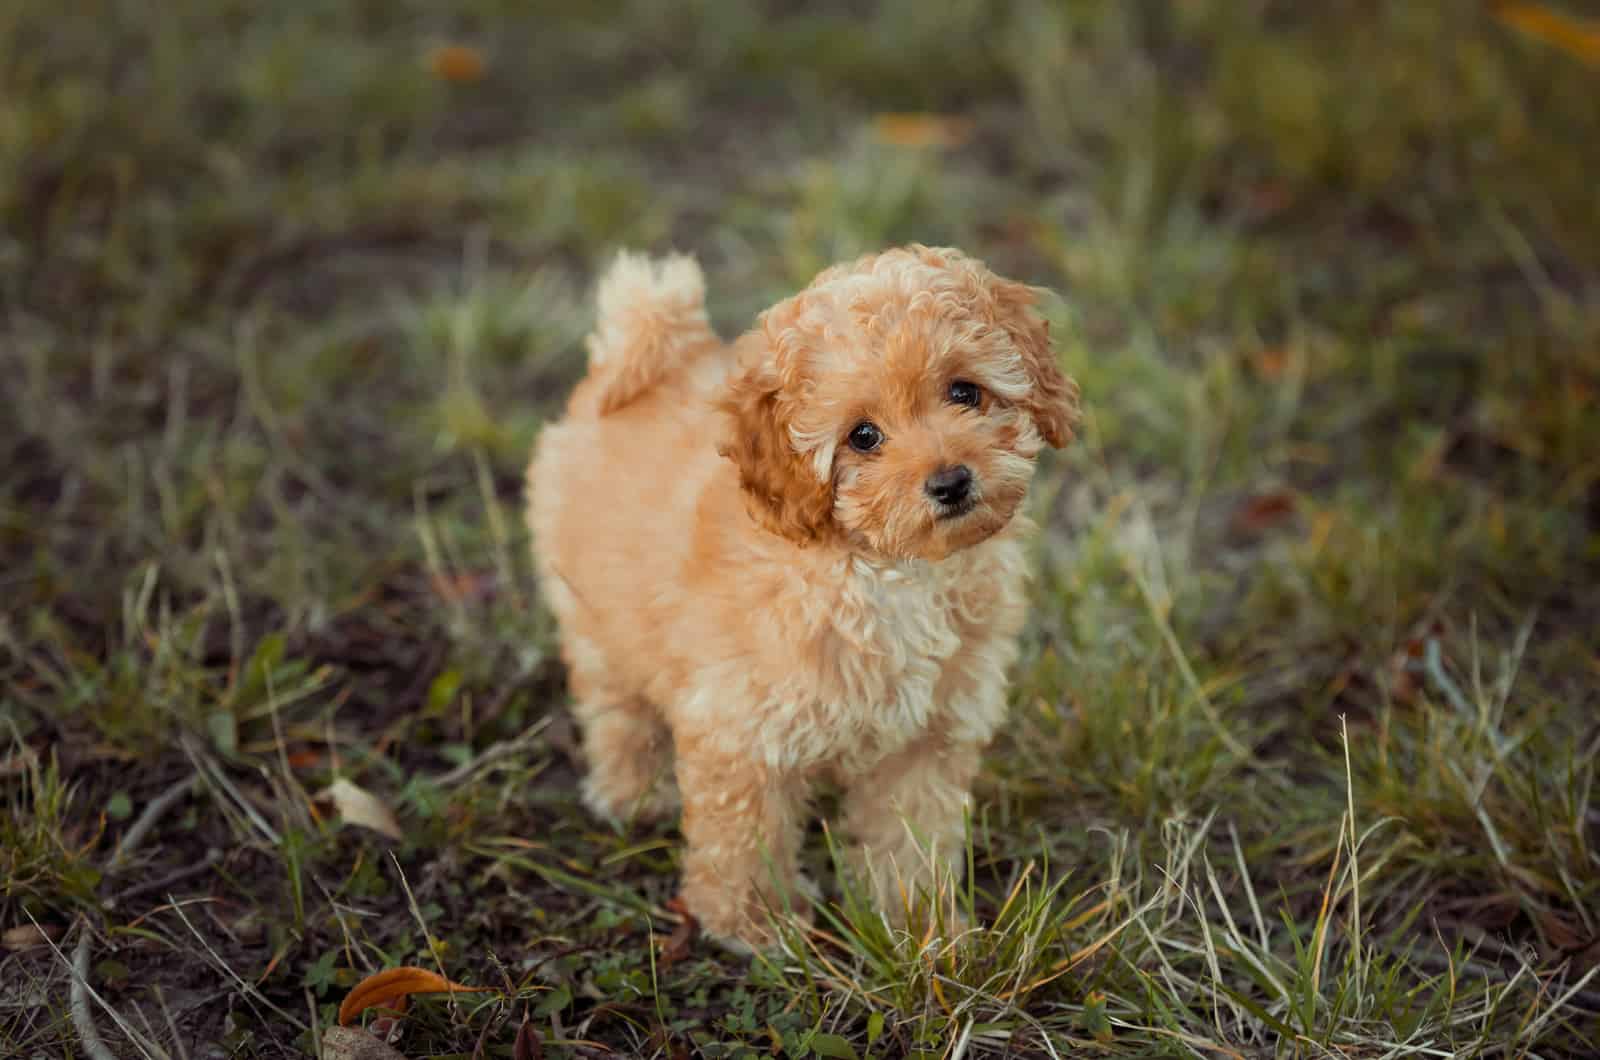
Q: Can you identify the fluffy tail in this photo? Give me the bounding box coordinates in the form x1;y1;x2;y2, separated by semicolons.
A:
582;250;720;415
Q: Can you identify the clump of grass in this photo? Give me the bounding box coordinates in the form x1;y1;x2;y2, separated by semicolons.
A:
752;730;1595;1057
0;741;102;920
1351;631;1600;951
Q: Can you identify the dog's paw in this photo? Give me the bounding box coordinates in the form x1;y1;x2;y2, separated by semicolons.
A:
580;773;680;829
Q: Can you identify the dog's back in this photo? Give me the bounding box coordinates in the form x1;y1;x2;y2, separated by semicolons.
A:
525;251;735;727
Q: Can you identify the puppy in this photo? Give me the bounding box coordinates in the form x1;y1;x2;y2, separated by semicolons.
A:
526;245;1078;947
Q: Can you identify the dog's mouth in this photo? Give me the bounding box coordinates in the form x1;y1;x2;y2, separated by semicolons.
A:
933;496;979;521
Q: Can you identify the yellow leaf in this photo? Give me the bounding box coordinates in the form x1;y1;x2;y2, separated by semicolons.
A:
320;779;403;841
338;966;486;1026
1492;2;1600;65
427;44;487;83
872;112;974;148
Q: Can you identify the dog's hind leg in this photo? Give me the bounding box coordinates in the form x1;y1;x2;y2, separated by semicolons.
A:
567;663;678;826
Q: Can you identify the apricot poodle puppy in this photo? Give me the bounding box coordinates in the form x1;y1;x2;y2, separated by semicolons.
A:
526;245;1078;947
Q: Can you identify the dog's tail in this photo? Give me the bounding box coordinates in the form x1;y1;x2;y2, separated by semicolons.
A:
581;250;720;416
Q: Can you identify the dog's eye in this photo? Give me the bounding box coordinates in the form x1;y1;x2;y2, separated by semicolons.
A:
948;380;982;409
847;421;884;453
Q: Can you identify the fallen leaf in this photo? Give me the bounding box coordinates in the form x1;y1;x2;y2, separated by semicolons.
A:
339;967;487;1026
1251;346;1289;381
513;1018;544;1060
322;1025;409;1060
1492;1;1600;66
2;924;60;950
658;903;699;968
286;748;324;770
1230;491;1298;535
319;779;404;841
872;112;973;148
427;44;487;83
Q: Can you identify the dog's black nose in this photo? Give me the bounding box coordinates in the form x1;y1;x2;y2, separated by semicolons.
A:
925;465;973;506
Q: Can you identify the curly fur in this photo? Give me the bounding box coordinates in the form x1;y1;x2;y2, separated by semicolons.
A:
526;245;1079;946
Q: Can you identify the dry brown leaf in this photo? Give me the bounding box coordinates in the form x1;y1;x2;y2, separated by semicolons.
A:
427;44;486;83
321;1025;409;1060
658;899;699;968
339;967;486;1026
1492;1;1600;65
872;112;974;148
1251;346;1289;381
2;923;60;950
286;749;324;770
320;779;404;841
513;1018;544;1060
1230;491;1298;534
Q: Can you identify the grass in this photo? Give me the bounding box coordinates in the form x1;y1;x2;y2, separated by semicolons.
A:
2;0;1598;1055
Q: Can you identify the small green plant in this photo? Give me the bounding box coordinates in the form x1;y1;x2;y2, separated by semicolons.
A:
0;744;102;920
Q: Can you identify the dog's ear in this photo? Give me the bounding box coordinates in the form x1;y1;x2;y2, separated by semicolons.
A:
717;341;835;544
989;279;1080;449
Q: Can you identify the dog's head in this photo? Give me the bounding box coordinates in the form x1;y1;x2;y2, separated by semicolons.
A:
718;245;1079;561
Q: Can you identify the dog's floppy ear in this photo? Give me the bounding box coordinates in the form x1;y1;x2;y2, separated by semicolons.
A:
717;338;835;544
989;279;1080;449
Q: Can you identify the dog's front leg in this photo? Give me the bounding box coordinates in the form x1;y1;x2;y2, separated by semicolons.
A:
674;732;807;949
841;734;981;925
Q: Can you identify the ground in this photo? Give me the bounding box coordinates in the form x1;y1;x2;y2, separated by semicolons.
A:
2;1;1598;1057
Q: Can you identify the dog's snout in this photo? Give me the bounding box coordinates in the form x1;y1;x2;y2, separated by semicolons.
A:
925;465;974;506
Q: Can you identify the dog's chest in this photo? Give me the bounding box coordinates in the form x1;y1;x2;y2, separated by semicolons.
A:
779;544;1017;767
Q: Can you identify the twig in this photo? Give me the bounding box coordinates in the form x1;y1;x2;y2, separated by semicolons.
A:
70;771;203;1059
71;928;118;1060
112;848;223;905
434;716;554;787
110;774;200;870
41;915;167;1060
